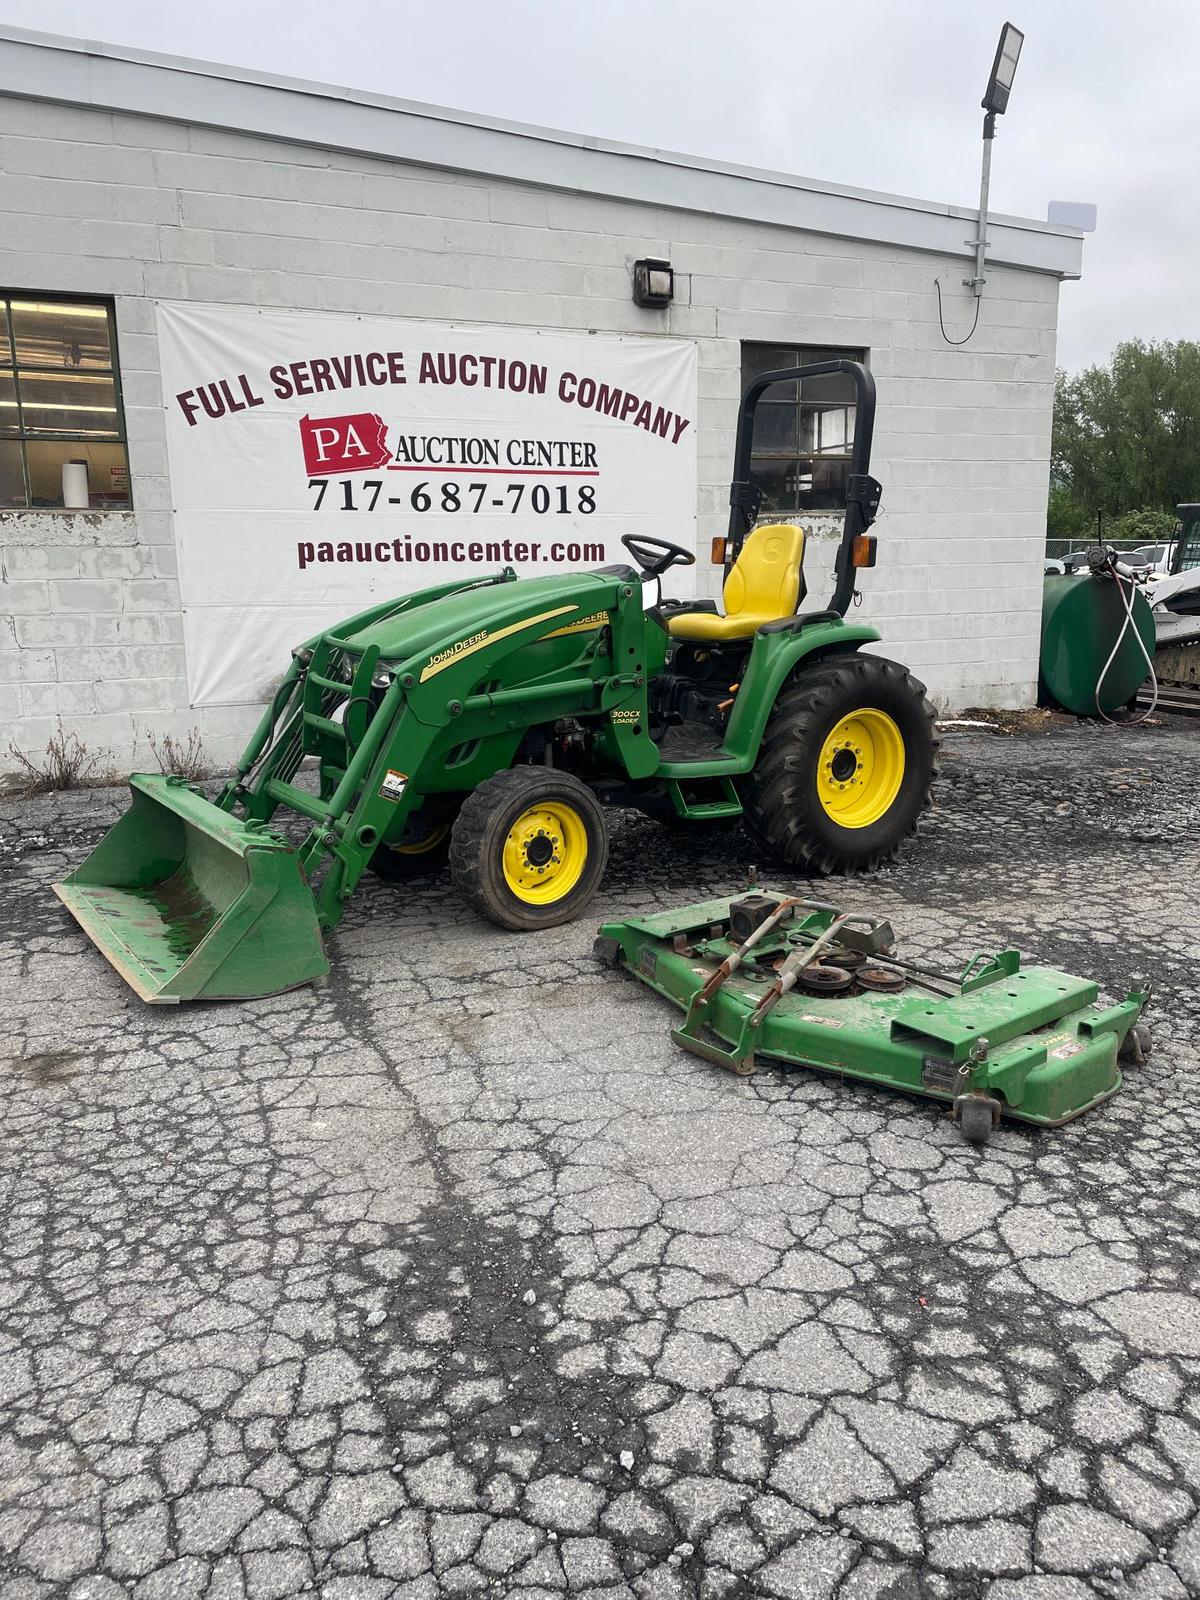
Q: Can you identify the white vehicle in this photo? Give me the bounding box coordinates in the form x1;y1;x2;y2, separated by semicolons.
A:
1127;542;1174;575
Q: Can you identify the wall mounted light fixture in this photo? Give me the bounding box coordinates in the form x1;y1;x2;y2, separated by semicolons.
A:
632;259;674;309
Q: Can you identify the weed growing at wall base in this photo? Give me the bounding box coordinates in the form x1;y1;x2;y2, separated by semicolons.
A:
5;724;111;797
147;727;209;782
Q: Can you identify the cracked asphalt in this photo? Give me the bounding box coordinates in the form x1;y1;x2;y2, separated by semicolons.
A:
2;720;1200;1600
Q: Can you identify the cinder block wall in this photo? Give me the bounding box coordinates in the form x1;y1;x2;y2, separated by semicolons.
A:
0;96;1061;772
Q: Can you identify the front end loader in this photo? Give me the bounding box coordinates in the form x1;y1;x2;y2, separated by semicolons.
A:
56;359;939;1002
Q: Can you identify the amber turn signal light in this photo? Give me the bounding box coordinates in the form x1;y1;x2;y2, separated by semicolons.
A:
711;537;727;564
852;535;878;568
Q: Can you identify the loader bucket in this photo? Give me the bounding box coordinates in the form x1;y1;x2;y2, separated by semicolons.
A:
53;774;329;1003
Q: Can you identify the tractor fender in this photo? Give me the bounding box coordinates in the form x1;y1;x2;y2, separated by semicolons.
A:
722;620;881;767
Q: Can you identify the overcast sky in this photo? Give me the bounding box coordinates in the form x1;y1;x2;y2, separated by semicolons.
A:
5;0;1195;372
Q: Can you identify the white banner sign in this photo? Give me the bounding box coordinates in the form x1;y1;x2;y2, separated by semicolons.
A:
156;303;698;705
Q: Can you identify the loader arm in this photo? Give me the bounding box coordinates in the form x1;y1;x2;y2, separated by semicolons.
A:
227;568;658;937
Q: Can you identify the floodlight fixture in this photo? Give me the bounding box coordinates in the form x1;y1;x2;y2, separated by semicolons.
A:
964;21;1025;300
983;22;1024;116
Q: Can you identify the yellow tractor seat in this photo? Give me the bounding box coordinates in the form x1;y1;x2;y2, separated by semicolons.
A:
667;523;806;642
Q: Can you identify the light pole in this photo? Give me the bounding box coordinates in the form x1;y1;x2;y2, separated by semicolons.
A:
966;22;1024;299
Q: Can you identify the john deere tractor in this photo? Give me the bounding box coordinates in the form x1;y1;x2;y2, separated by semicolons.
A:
56;360;938;1002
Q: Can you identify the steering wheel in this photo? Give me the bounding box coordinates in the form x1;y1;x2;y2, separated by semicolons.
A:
620;534;696;579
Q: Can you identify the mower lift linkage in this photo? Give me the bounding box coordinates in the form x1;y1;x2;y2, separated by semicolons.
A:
674;898;886;1075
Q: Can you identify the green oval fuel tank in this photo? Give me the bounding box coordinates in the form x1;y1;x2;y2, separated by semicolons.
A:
1040;573;1155;715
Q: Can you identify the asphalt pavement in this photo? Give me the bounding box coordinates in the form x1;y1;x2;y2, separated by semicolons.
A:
2;720;1200;1599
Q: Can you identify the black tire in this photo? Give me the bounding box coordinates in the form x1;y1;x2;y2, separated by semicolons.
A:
371;803;457;881
450;767;609;932
743;653;938;874
1118;1022;1152;1066
958;1097;999;1146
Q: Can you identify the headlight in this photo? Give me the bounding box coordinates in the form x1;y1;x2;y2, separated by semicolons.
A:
372;666;393;689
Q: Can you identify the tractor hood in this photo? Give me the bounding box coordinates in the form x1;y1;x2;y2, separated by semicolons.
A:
340;570;624;673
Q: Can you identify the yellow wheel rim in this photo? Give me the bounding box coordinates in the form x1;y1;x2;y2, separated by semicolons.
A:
397;819;450;856
502;802;588;904
816;708;905;829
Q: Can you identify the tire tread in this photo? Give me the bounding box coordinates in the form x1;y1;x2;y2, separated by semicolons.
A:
743;653;939;875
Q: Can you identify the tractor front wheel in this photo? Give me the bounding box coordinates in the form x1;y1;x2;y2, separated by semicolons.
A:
744;654;938;874
450;767;609;931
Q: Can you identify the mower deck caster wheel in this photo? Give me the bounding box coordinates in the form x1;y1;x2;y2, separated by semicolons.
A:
1119;1023;1152;1066
957;1095;1001;1147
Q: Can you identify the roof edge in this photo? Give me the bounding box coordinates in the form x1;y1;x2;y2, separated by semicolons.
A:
0;25;1085;279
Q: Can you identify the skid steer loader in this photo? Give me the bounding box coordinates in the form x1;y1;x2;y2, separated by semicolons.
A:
55;360;938;1002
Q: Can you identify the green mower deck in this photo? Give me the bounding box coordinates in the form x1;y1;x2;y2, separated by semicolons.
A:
595;891;1149;1143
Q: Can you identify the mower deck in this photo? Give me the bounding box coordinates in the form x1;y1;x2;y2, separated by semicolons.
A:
595;892;1148;1142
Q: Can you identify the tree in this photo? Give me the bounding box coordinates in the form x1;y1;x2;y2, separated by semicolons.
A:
1046;481;1091;546
1052;339;1200;519
1104;506;1179;548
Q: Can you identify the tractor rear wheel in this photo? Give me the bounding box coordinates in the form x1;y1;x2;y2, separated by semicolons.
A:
450;767;609;931
744;653;937;874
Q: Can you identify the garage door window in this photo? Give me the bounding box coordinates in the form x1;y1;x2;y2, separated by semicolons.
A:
741;343;866;514
0;294;131;510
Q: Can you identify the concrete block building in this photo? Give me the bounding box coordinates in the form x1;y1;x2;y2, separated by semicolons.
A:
0;26;1085;770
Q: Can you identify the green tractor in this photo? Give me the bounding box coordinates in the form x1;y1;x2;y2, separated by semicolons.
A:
55;359;938;1002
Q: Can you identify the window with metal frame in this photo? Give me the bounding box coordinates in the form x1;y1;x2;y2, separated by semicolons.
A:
740;343;867;515
0;293;131;510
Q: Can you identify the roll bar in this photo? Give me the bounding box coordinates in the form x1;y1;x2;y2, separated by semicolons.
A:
726;359;881;618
